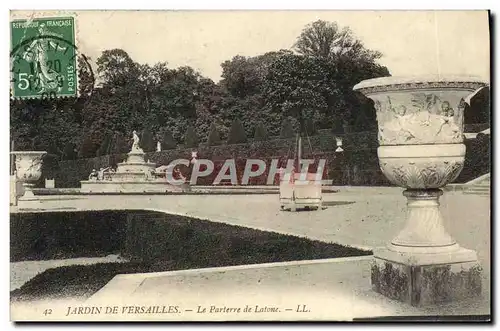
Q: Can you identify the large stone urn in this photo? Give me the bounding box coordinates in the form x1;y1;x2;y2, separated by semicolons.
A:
11;151;46;205
353;76;487;306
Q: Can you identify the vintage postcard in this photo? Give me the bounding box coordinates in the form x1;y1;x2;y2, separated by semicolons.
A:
9;10;491;322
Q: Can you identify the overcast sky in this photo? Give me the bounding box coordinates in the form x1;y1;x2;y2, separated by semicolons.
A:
11;10;490;82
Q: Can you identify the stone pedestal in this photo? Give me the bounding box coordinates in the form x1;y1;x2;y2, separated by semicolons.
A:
10;174;24;206
18;183;44;209
371;188;482;306
391;189;457;251
371;251;482;307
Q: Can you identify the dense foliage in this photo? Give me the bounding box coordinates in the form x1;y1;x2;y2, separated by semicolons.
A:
207;123;222;147
10;19;489;161
10;20;394;158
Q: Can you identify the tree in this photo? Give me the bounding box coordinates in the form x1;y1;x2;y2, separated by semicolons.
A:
62;142;77;160
184;125;199;148
11;47;222;161
220;55;262;98
253;122;268;141
47;142;62;158
465;86;490;124
78;54;95;98
331;113;344;134
293;20;382;62
263;52;332;130
142;65;205;142
96;133;112;156
219;51;288;138
227;118;247;145
161;129;177;150
140;129;155;152
96;49;139;88
280;118;295;139
292;20;391;130
220;52;285;98
207;123;222;146
110;132;130;155
10;97;84;157
304;117;317;136
79;135;97;159
264;28;389;132
353;105;376;132
93;49;146;142
195;78;226;140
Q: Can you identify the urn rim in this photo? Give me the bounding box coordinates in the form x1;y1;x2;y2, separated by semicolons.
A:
353;75;488;95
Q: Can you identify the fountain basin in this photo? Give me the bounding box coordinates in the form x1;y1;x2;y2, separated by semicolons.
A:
80;180;187;193
80;149;185;193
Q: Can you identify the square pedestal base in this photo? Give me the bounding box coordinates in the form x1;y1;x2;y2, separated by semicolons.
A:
371;247;482;307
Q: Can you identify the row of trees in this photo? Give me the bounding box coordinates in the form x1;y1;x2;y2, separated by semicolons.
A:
11;20;390;159
73;116;314;160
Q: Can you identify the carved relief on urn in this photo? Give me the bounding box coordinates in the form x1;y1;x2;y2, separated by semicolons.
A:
372;90;467;146
378;144;465;189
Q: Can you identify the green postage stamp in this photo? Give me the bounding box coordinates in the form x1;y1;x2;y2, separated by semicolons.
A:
10;16;77;99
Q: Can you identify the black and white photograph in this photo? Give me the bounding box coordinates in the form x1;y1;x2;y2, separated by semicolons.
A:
8;9;491;322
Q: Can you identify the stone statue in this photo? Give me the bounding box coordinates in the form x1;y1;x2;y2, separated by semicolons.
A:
131;130;143;152
335;137;344;153
190;151;198;164
89;169;98;181
97;167;110;181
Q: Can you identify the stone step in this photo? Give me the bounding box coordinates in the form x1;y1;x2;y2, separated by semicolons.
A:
463;185;490;195
465;173;490;186
462;173;490;196
465;187;490;192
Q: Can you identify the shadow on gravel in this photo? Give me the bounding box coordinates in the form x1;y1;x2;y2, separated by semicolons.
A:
322;201;356;207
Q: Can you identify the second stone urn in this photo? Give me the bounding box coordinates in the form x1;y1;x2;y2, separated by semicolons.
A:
353;75;487;306
11;151;46;206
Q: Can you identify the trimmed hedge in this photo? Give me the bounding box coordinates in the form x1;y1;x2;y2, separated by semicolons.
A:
11;211;127;261
456;133;491;183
